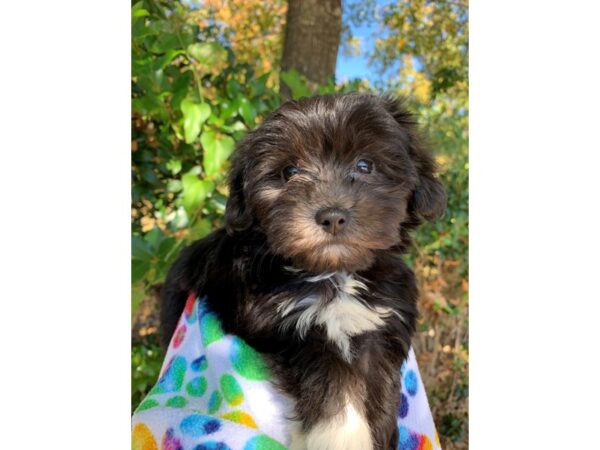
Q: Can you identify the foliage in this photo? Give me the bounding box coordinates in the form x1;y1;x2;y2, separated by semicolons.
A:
131;339;165;412
132;0;282;313
191;0;287;84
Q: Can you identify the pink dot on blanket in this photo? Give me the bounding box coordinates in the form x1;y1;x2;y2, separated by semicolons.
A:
173;324;186;349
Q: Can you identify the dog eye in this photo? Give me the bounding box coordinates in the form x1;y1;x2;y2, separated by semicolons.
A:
283;165;300;181
356;159;373;174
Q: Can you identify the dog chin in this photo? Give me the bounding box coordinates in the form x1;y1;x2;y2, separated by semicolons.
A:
291;244;375;273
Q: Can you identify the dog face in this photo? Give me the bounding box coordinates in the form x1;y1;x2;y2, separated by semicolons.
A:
225;93;446;273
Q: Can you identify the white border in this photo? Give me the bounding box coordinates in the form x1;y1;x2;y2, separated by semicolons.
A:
1;0;600;448
471;0;600;448
0;0;130;447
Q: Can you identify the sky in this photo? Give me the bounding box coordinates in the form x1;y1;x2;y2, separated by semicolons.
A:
335;0;398;85
336;20;378;83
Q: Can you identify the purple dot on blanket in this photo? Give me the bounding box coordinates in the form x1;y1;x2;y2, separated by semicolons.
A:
404;369;418;396
194;442;231;450
243;435;287;450
180;415;221;437
398;393;409;418
162;428;183;450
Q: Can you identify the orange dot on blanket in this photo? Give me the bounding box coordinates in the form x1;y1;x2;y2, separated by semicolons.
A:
132;423;158;450
221;410;258;428
418;434;433;450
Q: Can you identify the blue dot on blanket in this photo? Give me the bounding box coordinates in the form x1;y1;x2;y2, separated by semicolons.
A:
404;369;418;396
193;442;231;450
398;393;409;418
152;356;187;394
191;355;208;372
398;425;419;450
180;415;221;437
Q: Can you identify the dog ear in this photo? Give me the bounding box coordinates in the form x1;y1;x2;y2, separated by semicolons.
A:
224;149;253;235
381;95;447;221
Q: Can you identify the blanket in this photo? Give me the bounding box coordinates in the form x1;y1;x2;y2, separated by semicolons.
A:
132;294;441;450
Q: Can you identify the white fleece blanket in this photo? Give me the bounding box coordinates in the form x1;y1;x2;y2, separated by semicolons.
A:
132;294;442;450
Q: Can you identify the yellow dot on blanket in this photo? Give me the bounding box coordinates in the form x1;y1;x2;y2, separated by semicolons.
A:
132;423;158;450
221;410;258;428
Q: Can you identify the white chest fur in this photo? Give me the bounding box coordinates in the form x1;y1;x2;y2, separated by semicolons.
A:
279;271;393;361
289;394;373;450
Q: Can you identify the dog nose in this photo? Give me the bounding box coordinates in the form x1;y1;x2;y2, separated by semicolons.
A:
315;208;350;235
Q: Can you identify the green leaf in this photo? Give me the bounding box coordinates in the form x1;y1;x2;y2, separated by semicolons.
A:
220;100;239;120
187;42;228;66
220;120;246;133
132;235;153;261
280;70;312;99
166;206;188;229
238;97;256;126
200;130;235;176
151;33;180;54
188;218;213;241
166;159;182;175
181;172;214;213
144;226;165;250
132;259;150;283
132;4;149;19
181;100;211;144
157;237;177;259
153;49;185;71
166;179;182;192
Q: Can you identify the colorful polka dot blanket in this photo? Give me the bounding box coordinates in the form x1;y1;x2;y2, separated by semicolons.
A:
132;295;442;450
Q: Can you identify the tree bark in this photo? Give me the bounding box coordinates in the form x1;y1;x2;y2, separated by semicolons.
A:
280;0;342;99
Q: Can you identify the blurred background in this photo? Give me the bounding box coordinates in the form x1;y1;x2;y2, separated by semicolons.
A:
132;0;468;447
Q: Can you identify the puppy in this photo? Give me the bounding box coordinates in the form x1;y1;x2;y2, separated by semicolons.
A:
161;92;446;450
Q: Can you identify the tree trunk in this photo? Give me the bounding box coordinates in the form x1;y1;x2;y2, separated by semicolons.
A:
280;0;342;99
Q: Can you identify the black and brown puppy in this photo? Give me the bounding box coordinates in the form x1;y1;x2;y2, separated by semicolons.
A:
161;92;446;450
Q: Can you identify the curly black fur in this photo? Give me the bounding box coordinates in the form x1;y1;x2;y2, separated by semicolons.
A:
160;93;446;450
